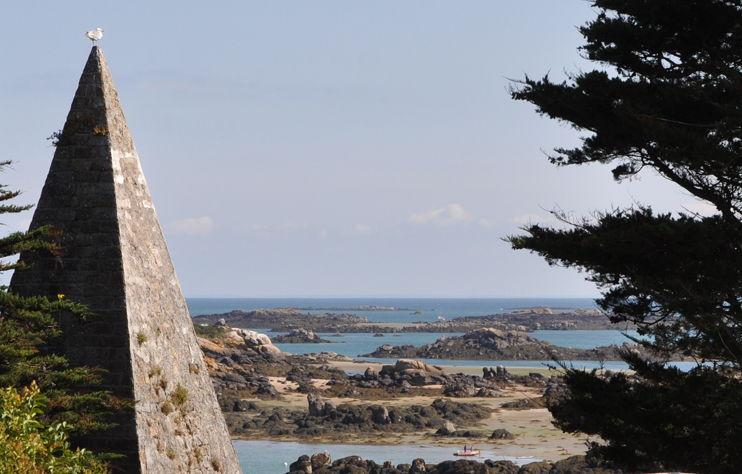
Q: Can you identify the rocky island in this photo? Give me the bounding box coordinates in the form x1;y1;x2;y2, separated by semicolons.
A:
286;452;632;474
272;328;334;344
359;328;680;361
279;305;417;311
192;307;627;333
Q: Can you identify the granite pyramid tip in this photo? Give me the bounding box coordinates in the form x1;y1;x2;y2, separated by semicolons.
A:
10;46;240;474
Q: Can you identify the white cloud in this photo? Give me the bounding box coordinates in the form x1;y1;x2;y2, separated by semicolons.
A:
167;216;214;235
478;218;497;228
342;223;373;236
282;221;308;230
353;223;373;235
408;204;473;226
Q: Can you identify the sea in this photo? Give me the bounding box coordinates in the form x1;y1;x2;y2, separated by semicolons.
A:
185;297;692;474
187;297;648;371
186;297;602;323
234;440;541;474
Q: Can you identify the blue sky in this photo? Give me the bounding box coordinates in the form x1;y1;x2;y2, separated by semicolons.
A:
0;2;712;297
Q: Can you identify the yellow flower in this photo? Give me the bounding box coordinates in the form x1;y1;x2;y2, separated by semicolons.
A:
57;294;65;299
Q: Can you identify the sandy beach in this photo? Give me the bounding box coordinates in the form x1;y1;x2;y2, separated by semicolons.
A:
235;359;586;463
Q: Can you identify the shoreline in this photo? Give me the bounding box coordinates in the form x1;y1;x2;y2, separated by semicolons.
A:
228;373;587;463
321;359;557;377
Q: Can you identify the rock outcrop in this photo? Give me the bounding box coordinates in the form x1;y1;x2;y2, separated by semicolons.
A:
287;454;632;474
227;397;492;440
273;328;333;344
193;309;374;333
490;429;515;440
198;327;281;359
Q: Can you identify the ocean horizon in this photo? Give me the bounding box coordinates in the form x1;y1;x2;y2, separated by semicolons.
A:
185;297;601;323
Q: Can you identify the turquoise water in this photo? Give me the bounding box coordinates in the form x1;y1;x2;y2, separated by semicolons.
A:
269;330;639;357
269;329;640;371
233;440;540;474
255;327;701;370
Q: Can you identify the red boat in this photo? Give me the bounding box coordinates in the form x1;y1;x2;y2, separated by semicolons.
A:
454;449;481;457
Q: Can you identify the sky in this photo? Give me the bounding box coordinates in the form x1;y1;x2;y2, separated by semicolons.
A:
0;2;715;298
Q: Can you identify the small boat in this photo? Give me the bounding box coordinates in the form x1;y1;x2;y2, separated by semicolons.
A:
516;456;534;459
454;450;481;457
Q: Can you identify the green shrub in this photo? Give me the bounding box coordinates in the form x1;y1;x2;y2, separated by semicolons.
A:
0;382;110;473
170;384;189;407
193;324;226;340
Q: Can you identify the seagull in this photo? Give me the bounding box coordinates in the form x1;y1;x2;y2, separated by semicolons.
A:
85;28;104;45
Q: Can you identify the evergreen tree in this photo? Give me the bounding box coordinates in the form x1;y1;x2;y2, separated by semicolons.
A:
509;1;742;472
0;160;121;461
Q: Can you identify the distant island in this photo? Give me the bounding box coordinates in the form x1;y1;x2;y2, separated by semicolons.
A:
277;305;427;311
192;307;628;333
359;327;688;361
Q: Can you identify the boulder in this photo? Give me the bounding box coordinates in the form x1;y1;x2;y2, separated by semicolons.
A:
364;366;378;380
409;458;427;474
324;401;337;417
310;451;331;470
256;382;278;397
273;328;331;344
289;454;312;474
484;460;520;474
370;405;390;424
395;359;425;372
427;460;492;473
490;428;515;440
477;388;506;398
232;400;258;412
196;337;233;357
259;344;282;355
394;359;444;375
307;393;325;417
223;330;245;345
237;329;274;348
517;461;552;474
436;421;456;435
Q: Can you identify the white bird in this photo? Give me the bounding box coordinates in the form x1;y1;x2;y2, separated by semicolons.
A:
85;28;104;45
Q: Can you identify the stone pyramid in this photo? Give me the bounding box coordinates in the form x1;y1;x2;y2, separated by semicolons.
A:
10;46;240;474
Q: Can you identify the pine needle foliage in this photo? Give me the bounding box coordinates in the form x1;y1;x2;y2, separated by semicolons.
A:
0;160;123;469
509;1;742;472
